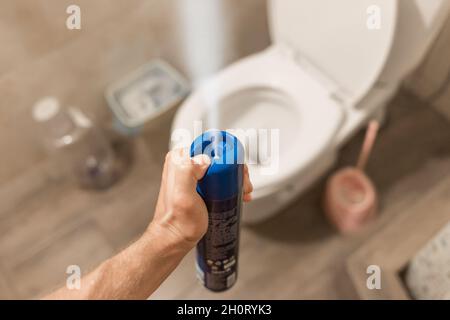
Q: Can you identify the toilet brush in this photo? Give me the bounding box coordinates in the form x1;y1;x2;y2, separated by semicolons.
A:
324;120;379;233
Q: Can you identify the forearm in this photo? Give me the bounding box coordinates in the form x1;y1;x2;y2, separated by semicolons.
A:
44;223;192;300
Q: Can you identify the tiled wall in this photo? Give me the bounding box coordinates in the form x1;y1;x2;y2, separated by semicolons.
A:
0;0;270;184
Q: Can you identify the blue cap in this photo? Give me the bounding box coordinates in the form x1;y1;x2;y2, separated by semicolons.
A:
190;130;244;201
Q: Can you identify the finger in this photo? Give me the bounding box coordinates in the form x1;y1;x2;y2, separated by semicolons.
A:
243;193;252;202
171;150;211;194
243;164;253;194
161;151;171;186
191;154;211;180
169;147;191;167
157;151;172;210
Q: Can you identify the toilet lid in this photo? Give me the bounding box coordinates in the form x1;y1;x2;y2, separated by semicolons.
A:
269;0;398;104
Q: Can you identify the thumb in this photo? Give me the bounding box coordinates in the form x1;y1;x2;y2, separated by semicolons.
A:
191;154;211;180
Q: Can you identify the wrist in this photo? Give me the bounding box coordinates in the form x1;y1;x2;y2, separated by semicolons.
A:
144;221;196;256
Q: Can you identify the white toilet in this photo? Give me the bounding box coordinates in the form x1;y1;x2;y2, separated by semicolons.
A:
171;0;449;223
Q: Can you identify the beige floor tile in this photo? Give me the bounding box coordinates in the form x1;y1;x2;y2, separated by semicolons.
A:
0;182;94;265
5;220;114;299
93;140;162;249
0;267;17;299
0;0;146;76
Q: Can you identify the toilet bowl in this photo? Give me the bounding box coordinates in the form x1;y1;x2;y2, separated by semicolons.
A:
171;0;449;223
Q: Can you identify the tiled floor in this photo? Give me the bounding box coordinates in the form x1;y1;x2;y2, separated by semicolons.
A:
1;88;450;299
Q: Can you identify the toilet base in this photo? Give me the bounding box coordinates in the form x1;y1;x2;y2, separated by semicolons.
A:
242;150;337;224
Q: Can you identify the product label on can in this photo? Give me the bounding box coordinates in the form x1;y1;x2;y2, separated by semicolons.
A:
196;195;241;291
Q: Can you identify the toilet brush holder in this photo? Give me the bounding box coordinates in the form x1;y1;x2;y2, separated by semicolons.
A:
324;121;379;233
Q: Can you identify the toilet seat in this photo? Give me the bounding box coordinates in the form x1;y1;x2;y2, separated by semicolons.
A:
172;47;344;194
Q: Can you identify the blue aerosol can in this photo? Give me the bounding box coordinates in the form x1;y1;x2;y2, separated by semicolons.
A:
190;130;244;291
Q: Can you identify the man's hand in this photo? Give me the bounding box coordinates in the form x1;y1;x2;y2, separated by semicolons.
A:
44;148;253;299
149;148;253;250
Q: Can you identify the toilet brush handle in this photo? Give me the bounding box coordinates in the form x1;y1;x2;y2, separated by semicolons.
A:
356;120;379;171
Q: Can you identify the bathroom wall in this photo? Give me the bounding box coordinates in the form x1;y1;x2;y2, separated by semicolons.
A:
405;14;450;119
0;0;270;185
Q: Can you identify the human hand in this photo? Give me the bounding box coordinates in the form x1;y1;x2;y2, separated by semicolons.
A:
148;148;253;250
45;148;252;300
